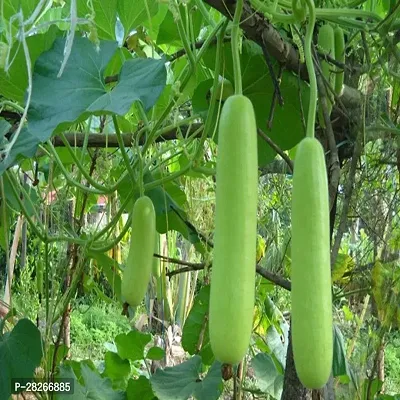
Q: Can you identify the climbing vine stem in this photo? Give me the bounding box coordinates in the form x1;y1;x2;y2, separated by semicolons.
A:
231;0;244;95
304;0;317;139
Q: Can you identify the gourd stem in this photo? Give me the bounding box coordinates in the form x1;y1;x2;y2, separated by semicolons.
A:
304;0;317;139
231;0;244;95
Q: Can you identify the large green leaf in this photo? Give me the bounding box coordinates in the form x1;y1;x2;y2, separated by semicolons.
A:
265;325;287;371
333;324;348;377
76;0;118;40
117;171;205;253
117;0;159;41
251;353;283;400
157;4;203;48
194;361;224;400
146;346;166;361
27;37;166;141
86;250;122;301
0;120;11;138
361;378;383;400
3;172;40;217
127;376;156;400
145;173;205;253
56;365;87;399
0;36;167;176
2;0;37;26
0;127;40;176
103;351;131;390
106;57;167;113
0;319;43;400
202;41;309;166
0;26;59;102
150;356;223;400
115;330;152;362
182;285;213;365
56;363;124;400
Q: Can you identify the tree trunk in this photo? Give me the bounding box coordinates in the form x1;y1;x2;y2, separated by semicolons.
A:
282;327;335;400
281;327;312;400
377;340;385;393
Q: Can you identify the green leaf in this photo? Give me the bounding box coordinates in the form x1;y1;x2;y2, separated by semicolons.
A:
56;363;124;400
0;26;59;102
86;250;122;300
333;324;348;377
265;325;287;371
103;351;131;390
192;79;219;137
115;330;152;362
251;353;283;399
0;127;41;176
143;3;169;41
46;344;69;371
332;253;354;283
146;346;166;361
0;119;11;138
362;378;383;400
342;304;354;321
182;285;211;355
157;6;203;48
77;0;118;40
117;0;159;41
27;37;167;142
202;41;309;166
127;376;156;400
103;57;167;113
193;361;224;400
28;37;117;140
0;319;43;400
2;0;38;30
56;365;87;399
150;356;223;400
117;171;205;253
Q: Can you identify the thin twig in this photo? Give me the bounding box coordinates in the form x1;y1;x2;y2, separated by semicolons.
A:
267;65;284;129
257;128;294;173
165;256;292;291
260;39;284;106
155;253;204;269
256;264;291;291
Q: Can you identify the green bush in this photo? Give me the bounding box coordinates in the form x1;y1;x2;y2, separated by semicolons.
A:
70;301;131;360
385;332;400;394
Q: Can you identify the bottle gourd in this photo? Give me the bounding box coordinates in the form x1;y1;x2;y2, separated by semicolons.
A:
209;95;258;365
334;26;345;96
318;24;335;127
291;137;333;389
122;196;156;307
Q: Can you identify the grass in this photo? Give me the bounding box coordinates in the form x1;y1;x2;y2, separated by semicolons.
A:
70;299;131;361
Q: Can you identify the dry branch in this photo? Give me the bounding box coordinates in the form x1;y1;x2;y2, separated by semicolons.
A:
162;253;292;291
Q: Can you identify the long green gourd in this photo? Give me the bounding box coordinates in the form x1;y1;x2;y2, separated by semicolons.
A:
317;23;335;128
209;0;258;365
121;196;156;307
290;0;333;389
209;94;258;365
334;26;345;96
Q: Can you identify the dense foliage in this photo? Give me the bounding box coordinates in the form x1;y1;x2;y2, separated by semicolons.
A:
0;0;400;399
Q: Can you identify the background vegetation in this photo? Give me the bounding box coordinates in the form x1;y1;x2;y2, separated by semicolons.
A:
0;0;400;399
